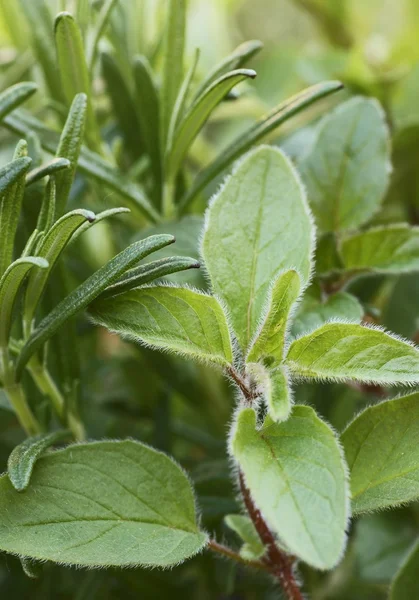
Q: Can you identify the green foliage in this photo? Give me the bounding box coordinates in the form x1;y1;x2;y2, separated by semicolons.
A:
390;540;419;599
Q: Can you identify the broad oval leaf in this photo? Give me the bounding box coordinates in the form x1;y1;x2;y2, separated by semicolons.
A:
0;440;208;566
8;430;70;491
390;539;419;600
340;224;419;274
287;323;419;384
16;235;175;377
90;285;233;368
341;392;419;513
202;146;314;351
291;292;363;338
300;96;391;232
0;82;37;122
231;406;349;569
247;269;301;364
180;80;343;212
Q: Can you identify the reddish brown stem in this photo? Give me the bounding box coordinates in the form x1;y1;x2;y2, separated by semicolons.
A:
226;365;257;404
239;471;303;600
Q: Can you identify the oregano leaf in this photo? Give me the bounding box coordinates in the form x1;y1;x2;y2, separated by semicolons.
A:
246;363;292;422
291;292;363;338
224;514;265;561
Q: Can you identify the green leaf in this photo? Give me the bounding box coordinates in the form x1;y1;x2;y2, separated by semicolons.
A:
87;0;118;72
341;392;419;513
0;440;207;566
291;292;364;338
0;82;37;122
25;157;70;187
202;146;314;351
23;209;96;333
4;109;159;222
69;207;130;244
90;285;233;368
287;323;419;384
193;39;263;102
167;68;256;181
231;406;349;569
300;96;391;232
16;235;175;378
54;93;87;217
383;274;419;339
390;539;419;599
0;257;48;348
0;150;32;277
100;256;200;298
340;225;419;274
160;0;186;148
132;56;161;189
246;363;292;422
246;270;301;364
54;12;100;151
224;514;265;561
180;80;343;212
36;179;56;233
8;430;70;491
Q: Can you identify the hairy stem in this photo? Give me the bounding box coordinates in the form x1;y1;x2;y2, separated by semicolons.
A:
239;471;303;600
208;539;270;572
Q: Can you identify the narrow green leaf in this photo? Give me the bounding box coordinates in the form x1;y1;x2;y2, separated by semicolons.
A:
300;96;391;232
160;0;187;147
231;406;349;569
193;39;263;102
87;0;118;71
54;12;100;151
247;270;301;364
36;179;56;233
246;363;292;422
0;152;32;277
0;440;208;566
0;82;37;122
70;207;130;244
340;225;419;274
90;285;233;367
180;80;343;212
291;292;364;337
4;110;159;222
202;146;314;351
0;257;48;348
23;209;96;332
54;93;87;217
8;430;70;491
132;56;161;188
390;539;419;599
342;392;419;514
25;157;70;187
287;323;419;384
224;514;265;561
100;256;200;298
16;235;175;377
167;69;257;181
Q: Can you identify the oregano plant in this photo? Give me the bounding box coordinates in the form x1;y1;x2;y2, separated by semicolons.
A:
0;1;419;599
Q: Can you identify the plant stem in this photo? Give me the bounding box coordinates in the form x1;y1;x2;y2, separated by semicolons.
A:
208;539;270;572
162;177;176;219
239;471;303;600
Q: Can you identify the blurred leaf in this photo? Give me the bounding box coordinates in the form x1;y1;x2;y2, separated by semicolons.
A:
291;292;364;337
383;274;419;338
87;0;118;72
390;538;419;599
224;514;265;560
0;82;37;123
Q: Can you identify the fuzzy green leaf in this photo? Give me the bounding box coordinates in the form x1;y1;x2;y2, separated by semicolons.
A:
287;323;419;384
0;82;37;122
54;12;100;151
180;80;343;212
8;430;70;491
246;363;292;422
341;392;419;513
247;270;301;364
16;235;175;377
231;406;349;569
90;285;233;367
160;0;186;147
23;209;96;332
390;539;419;599
25;158;70;187
0;257;48;348
69;207;130;244
224;514;265;561
0;440;207;566
54;93;87;217
202;146;314;351
0;150;31;277
340;225;419;274
300;96;391;232
167;69;257;180
100;256;200;298
291;292;364;338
